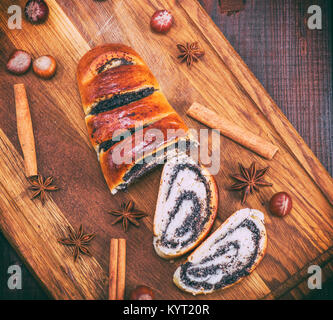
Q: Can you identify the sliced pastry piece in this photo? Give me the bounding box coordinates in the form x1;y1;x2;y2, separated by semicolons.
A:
173;208;267;295
153;154;218;259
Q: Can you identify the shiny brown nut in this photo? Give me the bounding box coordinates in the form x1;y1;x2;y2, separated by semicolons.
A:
269;192;292;217
24;0;49;24
129;285;154;300
150;10;173;33
33;55;57;79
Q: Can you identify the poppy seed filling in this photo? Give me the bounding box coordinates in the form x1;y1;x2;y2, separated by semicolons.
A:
160;190;202;249
90;87;155;115
179;219;261;291
120;140;193;187
96;58;133;74
159;163;213;249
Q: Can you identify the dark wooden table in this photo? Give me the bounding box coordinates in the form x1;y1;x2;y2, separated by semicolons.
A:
0;0;332;300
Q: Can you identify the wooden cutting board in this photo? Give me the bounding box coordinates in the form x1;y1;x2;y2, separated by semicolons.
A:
0;0;332;300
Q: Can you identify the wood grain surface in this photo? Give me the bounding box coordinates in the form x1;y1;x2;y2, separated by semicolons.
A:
0;0;332;300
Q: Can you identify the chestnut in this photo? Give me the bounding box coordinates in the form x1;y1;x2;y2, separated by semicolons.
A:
33;55;57;79
129;285;154;300
6;50;32;75
24;0;49;24
269;192;292;217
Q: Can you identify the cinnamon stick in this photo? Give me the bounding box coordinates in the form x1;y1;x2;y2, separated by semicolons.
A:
109;238;126;300
109;239;118;300
14;84;37;177
187;102;279;160
116;238;126;300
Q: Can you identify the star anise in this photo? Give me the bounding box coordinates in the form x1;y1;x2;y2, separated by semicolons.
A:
108;200;148;232
177;42;205;67
229;162;273;204
28;174;59;205
57;224;96;262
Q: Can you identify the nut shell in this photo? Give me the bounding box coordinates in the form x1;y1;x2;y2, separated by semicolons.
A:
269;192;293;217
33;55;57;79
6;50;32;75
24;0;49;24
150;10;173;33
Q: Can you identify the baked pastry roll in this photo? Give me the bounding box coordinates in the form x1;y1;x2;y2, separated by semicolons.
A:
77;44;195;194
154;154;218;259
173;208;267;295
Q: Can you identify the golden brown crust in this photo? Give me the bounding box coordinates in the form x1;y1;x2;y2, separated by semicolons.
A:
80;64;159;114
99;113;189;193
77;43;145;86
85;92;174;149
77;44;160;115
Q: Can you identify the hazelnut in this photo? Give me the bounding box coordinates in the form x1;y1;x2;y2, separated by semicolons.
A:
33;55;57;79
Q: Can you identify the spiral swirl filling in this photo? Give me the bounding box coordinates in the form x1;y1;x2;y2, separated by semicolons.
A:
159;163;213;250
90;87;155;115
179;219;260;291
